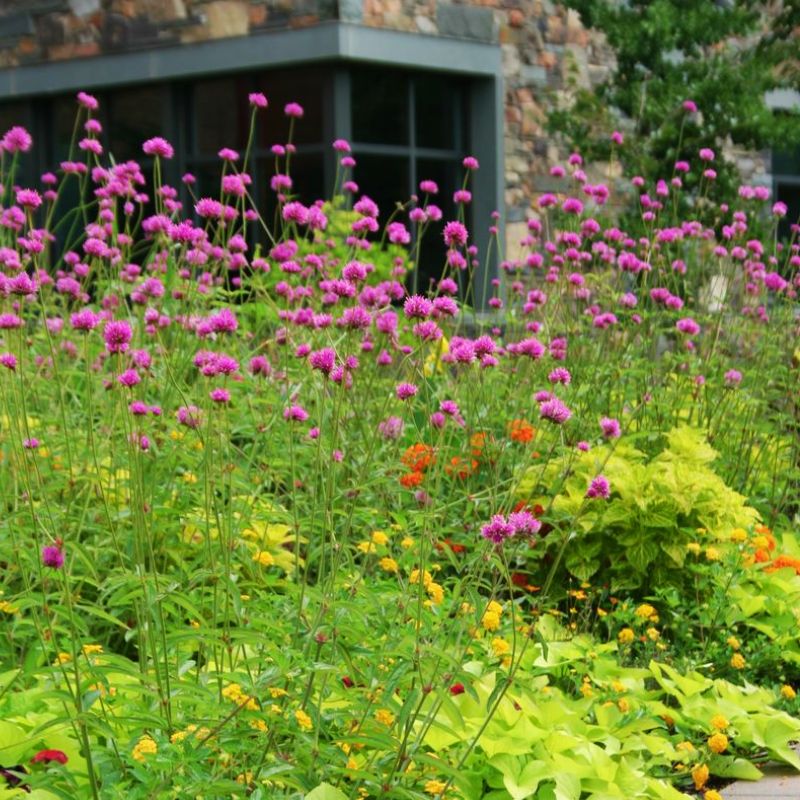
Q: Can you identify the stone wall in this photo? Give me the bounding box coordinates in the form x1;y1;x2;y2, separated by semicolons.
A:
0;0;615;225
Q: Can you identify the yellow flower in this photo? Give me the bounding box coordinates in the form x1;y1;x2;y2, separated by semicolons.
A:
618;627;635;645
635;603;656;620
409;569;432;587
687;542;701;555
730;528;747;543
611;680;626;693
379;556;398;573
781;684;797;699
617;698;630;712
424;779;447;796
704;791;724;800
170;730;188;744
579;681;593;698
482;610;501;631
357;541;376;554
646;627;660;641
676;741;695;752
730;653;746;670
400;536;414;549
491;637;511;657
375;709;395;726
252;550;275;567
295;709;313;731
0;600;19;614
82;644;103;655
427;582;444;604
708;732;728;754
752;534;769;550
371;530;389;546
486;600;503;615
705;547;720;562
691;763;709;789
726;636;740;650
132;735;157;762
236;771;254;785
250;719;268;732
268;687;288;698
710;714;729;730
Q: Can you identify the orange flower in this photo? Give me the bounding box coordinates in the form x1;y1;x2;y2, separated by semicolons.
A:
765;555;800;575
470;432;488;456
445;455;478;480
401;443;435;473
400;471;424;488
508;419;535;443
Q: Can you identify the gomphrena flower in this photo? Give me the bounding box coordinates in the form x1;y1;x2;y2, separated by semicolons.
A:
248;92;268;109
142;137;174;159
676;317;700;336
724;369;742;386
177;405;201;428
378;416;404;439
103;320;133;354
283;404;309;422
539;398;572;424
481;514;515;543
0;353;17;371
586;475;611;499
600;417;621;439
42;544;64;569
395;383;418;400
443;220;468;248
548;367;571;385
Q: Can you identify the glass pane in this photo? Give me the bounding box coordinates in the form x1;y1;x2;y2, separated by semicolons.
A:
352;153;409;224
415;73;461;151
193;77;250;155
0;101;35;187
351;68;409;146
773;148;800;176
415;157;462;291
256;68;328;148
50;95;80;163
108;85;167;163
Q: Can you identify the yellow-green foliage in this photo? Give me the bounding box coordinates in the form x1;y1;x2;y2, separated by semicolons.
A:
516;428;759;589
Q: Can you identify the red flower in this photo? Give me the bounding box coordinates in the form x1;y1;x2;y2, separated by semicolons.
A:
341;676;354;688
31;749;68;765
449;683;465;696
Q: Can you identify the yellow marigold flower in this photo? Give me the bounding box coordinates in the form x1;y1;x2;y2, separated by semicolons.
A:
346;757;358;770
618;627;635;645
611;680;626;693
710;714;729;730
676;741;695;752
579;679;593;698
687;542;701;555
252;550;275;567
730;528;747;542
371;530;389;546
617;698;630;712
730;653;746;670
704;791;723;800
295;709;313;731
222;683;243;702
250;719;268;732
487;600;503;615
427;582;444;604
482;610;501;631
781;684;797;699
409;569;432;587
752;535;769;550
401;536;414;549
357;541;376;554
705;547;720;562
646;627;660;641
82;644;103;655
170;730;188;744
379;556;398;573
460;602;475;615
691;763;709;789
268;687;287;698
424;779;447;796
491;637;511;657
54;652;72;665
374;709;394;726
708;733;728;754
635;603;656;620
132;735;157;762
726;636;740;650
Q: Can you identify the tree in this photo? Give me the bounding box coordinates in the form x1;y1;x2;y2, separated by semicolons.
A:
548;0;800;211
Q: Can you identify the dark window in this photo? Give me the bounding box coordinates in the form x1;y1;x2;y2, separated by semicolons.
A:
773;148;800;242
108;85;168;163
352;68;409;146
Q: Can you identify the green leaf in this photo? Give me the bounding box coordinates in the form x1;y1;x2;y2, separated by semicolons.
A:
709;755;764;781
305;783;348;800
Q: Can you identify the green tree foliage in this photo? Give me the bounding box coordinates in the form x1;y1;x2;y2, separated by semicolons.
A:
549;0;800;205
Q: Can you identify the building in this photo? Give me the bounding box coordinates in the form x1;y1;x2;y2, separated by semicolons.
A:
0;1;796;272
